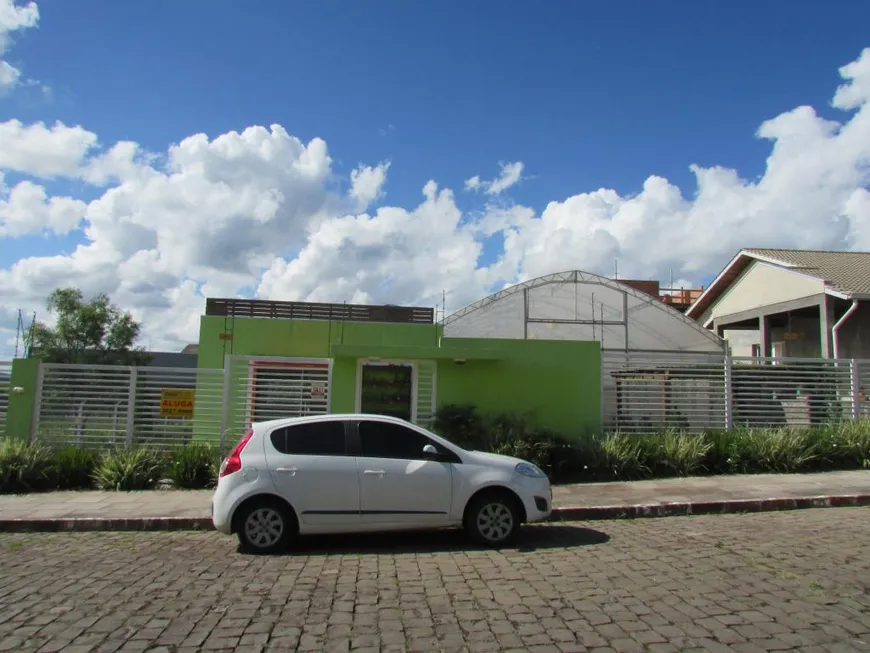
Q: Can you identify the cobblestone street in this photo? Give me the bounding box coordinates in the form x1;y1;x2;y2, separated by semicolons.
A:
1;508;869;652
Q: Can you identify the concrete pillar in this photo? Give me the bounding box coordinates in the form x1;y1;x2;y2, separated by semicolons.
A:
759;314;772;358
819;295;834;358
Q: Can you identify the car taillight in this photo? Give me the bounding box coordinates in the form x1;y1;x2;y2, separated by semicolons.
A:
219;429;253;477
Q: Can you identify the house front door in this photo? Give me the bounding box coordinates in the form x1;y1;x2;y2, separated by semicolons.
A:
358;362;414;421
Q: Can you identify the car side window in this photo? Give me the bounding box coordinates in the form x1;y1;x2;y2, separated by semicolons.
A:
271;420;347;456
357;420;438;460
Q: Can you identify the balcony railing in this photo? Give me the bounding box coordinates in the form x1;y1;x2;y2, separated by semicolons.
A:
205;298;435;324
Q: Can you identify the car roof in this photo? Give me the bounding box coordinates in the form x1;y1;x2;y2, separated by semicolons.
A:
252;413;414;430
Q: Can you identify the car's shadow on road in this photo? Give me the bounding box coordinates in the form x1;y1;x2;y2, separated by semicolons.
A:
240;524;610;556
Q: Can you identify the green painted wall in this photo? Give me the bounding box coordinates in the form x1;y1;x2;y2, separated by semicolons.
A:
436;338;601;436
4;358;39;441
196;316;602;438
329;357;358;413
198;316;440;368
195;316;443;440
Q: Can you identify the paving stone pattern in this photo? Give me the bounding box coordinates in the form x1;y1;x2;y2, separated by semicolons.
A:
0;508;869;652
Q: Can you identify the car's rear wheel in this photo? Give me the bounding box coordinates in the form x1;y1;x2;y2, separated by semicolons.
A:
464;492;521;546
235;498;296;554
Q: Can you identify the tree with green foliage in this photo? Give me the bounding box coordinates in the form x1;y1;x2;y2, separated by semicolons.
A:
26;288;151;365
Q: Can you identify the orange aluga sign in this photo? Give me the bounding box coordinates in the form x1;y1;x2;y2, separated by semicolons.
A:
159;388;195;418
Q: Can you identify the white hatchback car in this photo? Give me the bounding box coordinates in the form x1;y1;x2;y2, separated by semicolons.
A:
212;413;552;553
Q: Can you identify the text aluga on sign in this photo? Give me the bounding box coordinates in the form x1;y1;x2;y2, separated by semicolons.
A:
159;388;195;419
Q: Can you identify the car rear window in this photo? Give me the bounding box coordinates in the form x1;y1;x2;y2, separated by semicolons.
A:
270;420;347;456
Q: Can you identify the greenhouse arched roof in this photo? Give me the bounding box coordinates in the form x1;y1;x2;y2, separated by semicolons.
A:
442;270;725;353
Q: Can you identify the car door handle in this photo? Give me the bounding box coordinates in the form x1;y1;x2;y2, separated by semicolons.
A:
363;470;385;476
276;467;298;474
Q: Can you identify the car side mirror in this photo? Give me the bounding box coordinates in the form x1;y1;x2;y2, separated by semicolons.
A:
422;444;442;460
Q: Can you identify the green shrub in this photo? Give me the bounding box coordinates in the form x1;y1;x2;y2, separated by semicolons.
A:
167;443;221;489
52;447;99;490
92;447;164;491
823;421;870;469
656;430;712;477
600;432;654;480
720;427;815;474
433;404;488;449
0;441;54;493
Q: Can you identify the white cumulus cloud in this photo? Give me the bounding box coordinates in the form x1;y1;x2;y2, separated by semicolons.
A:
0;0;38;90
465;161;525;195
0;174;86;236
0;119;99;177
349;161;390;210
2;47;870;357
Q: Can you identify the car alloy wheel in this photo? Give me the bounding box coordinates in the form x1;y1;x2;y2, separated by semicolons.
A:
244;507;284;548
465;493;520;546
236;499;295;554
476;501;515;543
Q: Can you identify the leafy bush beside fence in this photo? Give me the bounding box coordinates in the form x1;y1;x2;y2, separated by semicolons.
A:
2;405;869;494
0;440;223;494
434;404;870;483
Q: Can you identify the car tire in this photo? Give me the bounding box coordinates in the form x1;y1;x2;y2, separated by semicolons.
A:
235;498;296;555
464;492;521;547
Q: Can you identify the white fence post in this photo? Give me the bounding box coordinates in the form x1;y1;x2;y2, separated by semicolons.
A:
124;367;138;445
29;362;45;443
219;356;232;449
851;359;861;421
723;354;734;431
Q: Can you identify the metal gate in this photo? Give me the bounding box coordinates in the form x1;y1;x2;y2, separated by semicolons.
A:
31;363;225;447
223;356;332;438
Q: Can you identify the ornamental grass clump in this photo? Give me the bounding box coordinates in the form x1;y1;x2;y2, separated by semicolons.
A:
92;446;164;491
0;440;54;493
166;443;222;489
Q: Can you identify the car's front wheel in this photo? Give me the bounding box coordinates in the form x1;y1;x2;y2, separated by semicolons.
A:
464;492;521;546
235;498;296;554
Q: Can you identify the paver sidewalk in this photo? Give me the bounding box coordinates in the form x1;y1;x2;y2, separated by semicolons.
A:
0;470;868;532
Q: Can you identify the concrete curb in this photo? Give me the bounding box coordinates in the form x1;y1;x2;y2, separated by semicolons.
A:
0;517;215;533
547;493;870;521
0;494;868;532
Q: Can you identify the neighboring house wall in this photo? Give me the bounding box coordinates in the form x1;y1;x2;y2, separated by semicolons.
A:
146;352;198;368
770;316;823;358
701;261;825;324
196;316;601;437
721;304;870;360
835;303;870;359
722;330;760;357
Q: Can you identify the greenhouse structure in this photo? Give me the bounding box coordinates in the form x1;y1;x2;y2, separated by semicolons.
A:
443;270;728;431
443;270;724;352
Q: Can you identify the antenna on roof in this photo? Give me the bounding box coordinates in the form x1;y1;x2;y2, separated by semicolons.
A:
614;259;619;280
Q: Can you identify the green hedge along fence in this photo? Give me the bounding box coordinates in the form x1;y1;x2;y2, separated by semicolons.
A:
433;404;870;483
0;442;222;493
1;403;869;494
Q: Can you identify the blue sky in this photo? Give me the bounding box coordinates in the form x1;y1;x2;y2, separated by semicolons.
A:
1;1;870;350
7;1;869;203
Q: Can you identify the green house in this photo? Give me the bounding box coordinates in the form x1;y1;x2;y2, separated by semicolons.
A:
195;298;602;443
